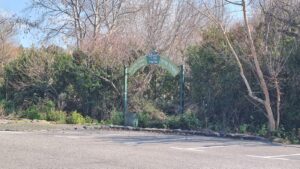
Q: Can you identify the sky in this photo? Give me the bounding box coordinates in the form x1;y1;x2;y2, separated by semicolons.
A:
0;0;38;47
0;0;244;48
0;0;29;12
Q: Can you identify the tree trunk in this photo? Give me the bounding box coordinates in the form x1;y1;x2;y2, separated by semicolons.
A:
264;99;276;131
274;77;281;129
242;0;276;132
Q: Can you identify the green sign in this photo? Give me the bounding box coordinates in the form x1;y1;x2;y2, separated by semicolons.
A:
147;51;160;64
128;55;179;77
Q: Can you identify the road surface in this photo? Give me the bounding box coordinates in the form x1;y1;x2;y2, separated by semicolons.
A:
0;128;299;169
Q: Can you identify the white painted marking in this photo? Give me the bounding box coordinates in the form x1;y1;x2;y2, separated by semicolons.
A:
247;155;289;161
170;147;204;152
266;154;300;158
170;145;229;152
247;154;300;161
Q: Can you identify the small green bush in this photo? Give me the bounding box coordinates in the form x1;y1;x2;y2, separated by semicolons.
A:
167;116;181;129
178;112;201;130
3;100;15;114
43;100;55;113
39;113;47;120
47;111;67;123
137;112;151;128
85;116;97;124
258;124;268;136
110;111;124;125
23;106;40;120
239;124;249;134
0;100;6;117
66;111;85;124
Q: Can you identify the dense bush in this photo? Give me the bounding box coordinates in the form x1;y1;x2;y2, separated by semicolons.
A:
110;110;124;125
166;112;201;130
84;116;98;124
137;112;151;128
52;50;122;119
66;111;86;124
4;49;56;111
3;49;122;121
22;106;41;120
178;112;201;130
187;45;260;131
47;111;67;123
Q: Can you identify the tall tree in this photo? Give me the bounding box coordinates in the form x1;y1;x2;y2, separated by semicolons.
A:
30;0;87;48
257;0;299;128
189;0;293;131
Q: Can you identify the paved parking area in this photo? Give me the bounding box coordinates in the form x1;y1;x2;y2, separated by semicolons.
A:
0;129;299;169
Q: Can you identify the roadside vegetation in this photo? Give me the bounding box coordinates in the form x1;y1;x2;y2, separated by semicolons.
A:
0;0;299;143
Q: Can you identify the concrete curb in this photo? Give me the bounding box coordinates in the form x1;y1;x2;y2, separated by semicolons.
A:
89;125;268;142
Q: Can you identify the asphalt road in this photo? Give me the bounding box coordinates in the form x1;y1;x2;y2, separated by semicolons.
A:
0;129;299;169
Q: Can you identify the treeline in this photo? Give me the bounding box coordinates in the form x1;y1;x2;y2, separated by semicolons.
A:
0;0;299;142
1;35;299;142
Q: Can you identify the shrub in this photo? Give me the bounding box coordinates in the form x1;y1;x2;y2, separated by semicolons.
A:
21;100;57;121
85;116;97;124
258;124;268;136
22;106;41;120
4;50;57;111
137;112;151;128
39;113;47;120
167;116;181;129
43;100;55;113
239;124;249;134
142;101;167;121
110;111;124;125
66;111;85;124
128;99;167;128
0;100;6;117
47;111;67;123
3;100;15;114
178;112;201;130
134;111;202;130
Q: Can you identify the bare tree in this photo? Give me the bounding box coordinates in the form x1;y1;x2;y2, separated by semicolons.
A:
30;0;87;48
137;0;203;63
257;0;299;128
0;15;19;74
81;0;140;65
189;0;282;131
259;0;300;39
29;0;202;63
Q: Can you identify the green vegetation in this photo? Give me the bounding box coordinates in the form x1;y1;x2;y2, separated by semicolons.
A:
47;111;67;123
0;43;299;143
110;111;124;125
22;106;41;120
66;111;86;124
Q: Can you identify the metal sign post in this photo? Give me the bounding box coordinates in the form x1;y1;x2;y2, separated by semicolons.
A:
179;65;185;114
124;66;128;122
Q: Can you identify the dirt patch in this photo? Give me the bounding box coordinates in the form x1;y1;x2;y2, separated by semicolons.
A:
0;119;74;131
